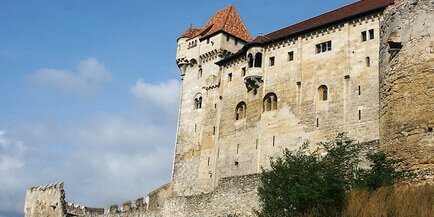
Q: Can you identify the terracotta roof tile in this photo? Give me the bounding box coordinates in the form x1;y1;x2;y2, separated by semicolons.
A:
263;0;394;42
179;5;252;42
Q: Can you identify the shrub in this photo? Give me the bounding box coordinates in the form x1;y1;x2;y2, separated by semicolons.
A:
256;133;404;217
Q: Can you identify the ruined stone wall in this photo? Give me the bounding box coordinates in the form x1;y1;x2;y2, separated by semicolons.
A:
379;0;434;181
24;182;66;217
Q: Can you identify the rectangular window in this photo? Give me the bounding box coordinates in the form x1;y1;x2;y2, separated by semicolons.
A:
359;110;362;120
235;39;238;45
362;31;367;41
207;38;210;44
241;67;246;76
272;136;275;147
316;41;332;54
288;51;294;61
228;73;232;82
369;29;374;40
316;118;319;127
255;139;258;149
269;56;275;66
207;157;210;166
226;35;230;41
213;127;216;135
358;86;361;95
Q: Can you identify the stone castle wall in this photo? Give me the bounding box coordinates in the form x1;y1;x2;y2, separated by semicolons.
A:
23;1;434;216
379;0;434;181
173;11;383;195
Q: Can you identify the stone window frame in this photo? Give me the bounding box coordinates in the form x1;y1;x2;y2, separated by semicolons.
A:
194;93;203;110
235;101;247;120
318;85;328;101
263;92;278;112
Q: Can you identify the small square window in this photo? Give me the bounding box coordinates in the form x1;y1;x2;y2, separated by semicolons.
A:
269;57;275;66
288;51;294;61
228;73;232;82
369;29;374;40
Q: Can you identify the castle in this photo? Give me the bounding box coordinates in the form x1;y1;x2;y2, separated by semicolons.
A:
24;0;433;216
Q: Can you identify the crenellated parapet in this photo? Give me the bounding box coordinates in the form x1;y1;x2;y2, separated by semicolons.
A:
24;182;66;217
107;197;147;214
66;203;104;216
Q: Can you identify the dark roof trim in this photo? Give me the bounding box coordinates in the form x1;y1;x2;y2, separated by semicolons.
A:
216;0;393;66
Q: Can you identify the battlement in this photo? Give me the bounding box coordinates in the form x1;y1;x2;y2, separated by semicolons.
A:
66;203;104;216
107;197;147;214
27;182;64;193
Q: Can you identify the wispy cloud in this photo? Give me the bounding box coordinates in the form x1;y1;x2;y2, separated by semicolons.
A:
0;78;180;216
27;57;111;96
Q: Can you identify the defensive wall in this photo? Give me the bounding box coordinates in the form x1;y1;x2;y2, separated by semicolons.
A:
23;0;433;216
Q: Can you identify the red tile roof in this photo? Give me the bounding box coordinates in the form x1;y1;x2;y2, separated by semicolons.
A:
262;0;394;42
217;0;395;65
179;5;253;42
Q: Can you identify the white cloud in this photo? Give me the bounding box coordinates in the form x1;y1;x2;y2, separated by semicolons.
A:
0;79;180;216
28;57;111;95
130;79;180;115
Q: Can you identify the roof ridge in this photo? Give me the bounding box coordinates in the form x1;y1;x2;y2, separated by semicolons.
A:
221;5;233;32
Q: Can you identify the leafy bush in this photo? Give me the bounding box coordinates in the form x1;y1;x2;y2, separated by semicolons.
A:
256;133;403;217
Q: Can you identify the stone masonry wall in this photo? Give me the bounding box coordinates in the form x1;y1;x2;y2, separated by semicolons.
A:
24;182;66;217
379;0;434;181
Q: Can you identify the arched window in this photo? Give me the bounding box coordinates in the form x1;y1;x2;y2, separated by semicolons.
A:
235;102;247;120
194;94;203;110
318;85;328;101
254;53;262;67
366;56;371;67
248;53;254;68
263;92;277;112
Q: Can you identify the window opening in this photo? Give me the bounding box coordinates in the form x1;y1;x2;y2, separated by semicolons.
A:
316;41;332;54
254;53;262;67
366;57;371;67
369;29;374;40
235;102;247;120
269;56;275;66
228;73;232;82
358;86;361;95
359;110;362;121
272;136;275;147
248;54;254;68
318;85;328;101
241;67;246;76
288;51;294;61
237;144;240;154
316;118;319;127
263;92;278;112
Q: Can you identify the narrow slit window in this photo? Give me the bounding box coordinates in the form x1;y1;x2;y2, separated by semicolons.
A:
358;86;361;95
207;157;210;166
213;127;216;135
359;110;362;121
316;118;319;127
272;136;275;147
237;144;240;154
241;67;246;76
255;139;258;149
366;57;371;67
228;73;232;82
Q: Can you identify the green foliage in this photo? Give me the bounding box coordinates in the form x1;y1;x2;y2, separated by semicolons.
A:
353;152;403;191
256;133;403;217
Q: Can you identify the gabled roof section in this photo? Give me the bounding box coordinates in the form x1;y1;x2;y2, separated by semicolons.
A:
263;0;394;42
178;5;252;42
216;0;394;66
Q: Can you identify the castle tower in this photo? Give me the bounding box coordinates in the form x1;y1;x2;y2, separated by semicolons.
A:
174;5;252;195
379;0;434;181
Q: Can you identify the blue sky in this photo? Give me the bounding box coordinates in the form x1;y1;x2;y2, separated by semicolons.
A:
0;0;355;216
